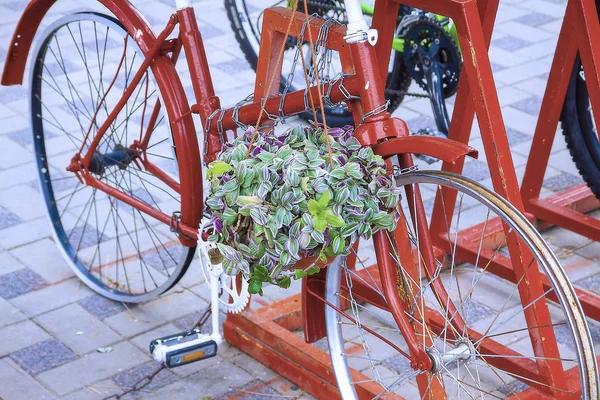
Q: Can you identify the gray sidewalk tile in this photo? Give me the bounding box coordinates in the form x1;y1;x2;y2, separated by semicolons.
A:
0;358;57;400
135;359;254;400
511;96;543;116
34;303;123;355
515;12;557;27
0;320;51;357
0;250;25;275
542;171;584;192
492;36;532;52
9;277;94;317
103;290;207;337
112;361;177;393
9;238;75;283
0;268;48;299
0;217;51;249
9;339;78;375
0;136;31;169
78;294;127;320
37;341;150;396
0;206;22;230
0;297;26;328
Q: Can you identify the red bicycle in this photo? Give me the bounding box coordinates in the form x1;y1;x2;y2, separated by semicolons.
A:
2;0;597;398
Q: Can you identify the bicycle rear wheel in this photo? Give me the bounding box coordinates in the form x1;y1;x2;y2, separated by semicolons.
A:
325;171;597;398
561;53;600;199
30;12;195;303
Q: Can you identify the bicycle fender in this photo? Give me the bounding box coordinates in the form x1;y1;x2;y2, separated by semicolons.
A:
374;135;478;164
2;0;158;86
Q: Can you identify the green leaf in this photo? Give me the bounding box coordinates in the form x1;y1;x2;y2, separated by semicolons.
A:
280;251;290;267
277;275;291;289
207;161;233;179
295;269;308;279
311;229;325;243
313;217;327;233
257;152;275;163
318;190;332;208
222;208;237;224
329;168;346;180
332;236;345;254
237;195;263;206
307;199;323;216
222;178;238;193
248;280;263;294
254;265;269;278
298;232;312;249
301;177;310;194
275;207;287;229
324;209;346;227
334;187;350;204
301;213;314;227
307;265;321;275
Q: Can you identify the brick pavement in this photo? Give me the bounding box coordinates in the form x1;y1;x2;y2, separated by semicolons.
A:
0;0;598;399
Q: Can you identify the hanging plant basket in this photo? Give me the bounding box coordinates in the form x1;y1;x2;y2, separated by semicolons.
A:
205;125;402;295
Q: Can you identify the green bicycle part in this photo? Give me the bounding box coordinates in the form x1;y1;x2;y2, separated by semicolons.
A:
282;1;460;57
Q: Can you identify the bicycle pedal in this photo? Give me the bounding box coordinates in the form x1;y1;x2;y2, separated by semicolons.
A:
150;328;217;368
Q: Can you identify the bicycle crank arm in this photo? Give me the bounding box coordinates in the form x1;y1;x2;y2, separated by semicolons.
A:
150;328;218;368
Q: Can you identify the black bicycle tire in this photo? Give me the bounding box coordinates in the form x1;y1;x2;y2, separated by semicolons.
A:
561;58;600;199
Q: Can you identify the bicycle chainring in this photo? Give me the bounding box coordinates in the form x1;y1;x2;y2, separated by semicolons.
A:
199;241;250;314
400;16;462;98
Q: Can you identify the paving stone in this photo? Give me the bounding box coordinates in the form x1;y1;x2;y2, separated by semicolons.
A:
0;217;52;249
37;341;150;396
0;320;51;357
0;162;38;190
461;160;492;182
78;294;127;320
492;35;532;52
542;172;584;192
0;184;46;221
496;379;530;396
66;224;110;250
61;378;123;400
213;380;285;400
0;206;23;230
102;290;207;337
0;297;26;328
35;303;123;355
0;268;48;299
9;277;94;317
134;359;254;400
0;250;26;275
381;354;412;375
9;238;75;283
0;358;58;400
511;95;543;116
405;115;437;133
111;361;177;394
506;127;531;147
9;339;78;375
0;136;32;169
514;12;557;27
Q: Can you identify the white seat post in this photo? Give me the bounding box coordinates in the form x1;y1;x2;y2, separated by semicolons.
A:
343;0;378;45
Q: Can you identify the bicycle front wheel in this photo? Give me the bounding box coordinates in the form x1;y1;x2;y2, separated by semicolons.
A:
325;171;598;399
30;12;196;302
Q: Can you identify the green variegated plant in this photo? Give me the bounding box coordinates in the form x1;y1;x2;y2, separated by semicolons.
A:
205;125;401;295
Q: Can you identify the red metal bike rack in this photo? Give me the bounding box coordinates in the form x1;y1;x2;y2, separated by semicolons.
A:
224;0;600;398
521;0;600;241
